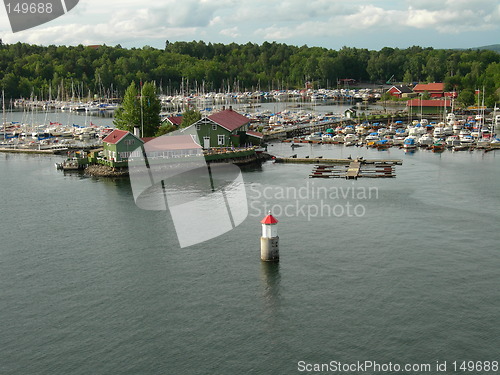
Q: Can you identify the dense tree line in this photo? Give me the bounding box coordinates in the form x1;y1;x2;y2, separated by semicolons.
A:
0;40;499;106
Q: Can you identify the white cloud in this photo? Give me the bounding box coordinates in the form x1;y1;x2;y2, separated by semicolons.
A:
405;1;499;33
0;0;499;48
220;27;239;38
344;4;399;28
209;16;222;27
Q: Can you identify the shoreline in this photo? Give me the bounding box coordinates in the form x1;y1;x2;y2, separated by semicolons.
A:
81;151;272;178
0;147;59;155
85;164;129;177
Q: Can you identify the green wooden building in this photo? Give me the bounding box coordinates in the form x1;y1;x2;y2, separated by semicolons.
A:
181;108;261;148
101;129;144;167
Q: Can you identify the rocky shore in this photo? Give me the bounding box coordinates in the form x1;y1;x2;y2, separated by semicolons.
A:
85;164;129;177
83;151;272;177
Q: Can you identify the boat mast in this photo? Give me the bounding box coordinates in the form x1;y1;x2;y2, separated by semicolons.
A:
2;90;6;138
480;86;485;142
493;103;497;139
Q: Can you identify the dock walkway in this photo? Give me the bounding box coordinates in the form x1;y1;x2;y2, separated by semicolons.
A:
345;161;361;180
272;156;402;179
274;157;402;165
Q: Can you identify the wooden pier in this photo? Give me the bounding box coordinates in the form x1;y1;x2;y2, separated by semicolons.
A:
272;156;401;179
308;159;399;179
345;161;361;179
274;156;402;165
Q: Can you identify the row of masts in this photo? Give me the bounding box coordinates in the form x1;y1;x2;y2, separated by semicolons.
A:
9;75;366;103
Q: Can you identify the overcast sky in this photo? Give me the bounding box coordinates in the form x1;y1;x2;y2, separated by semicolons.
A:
1;0;499;50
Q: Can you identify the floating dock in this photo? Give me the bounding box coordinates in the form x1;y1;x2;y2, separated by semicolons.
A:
272;156;402;179
308;159;399;179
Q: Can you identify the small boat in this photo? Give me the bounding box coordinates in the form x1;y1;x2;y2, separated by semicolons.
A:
344;133;359;143
432;141;446;152
375;139;391;149
489;138;500;148
331;134;345;143
55;157;87;171
403;137;417;149
305;132;322;141
433;127;446;137
452;145;471;151
393;136;406;146
321;133;334;141
395;128;408;137
445;135;461;147
365;133;379;143
459;134;475;145
418;133;434;147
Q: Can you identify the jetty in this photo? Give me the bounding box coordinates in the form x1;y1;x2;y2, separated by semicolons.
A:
0;145;70;154
274;156;402;165
310;162;397;179
273;156;402;179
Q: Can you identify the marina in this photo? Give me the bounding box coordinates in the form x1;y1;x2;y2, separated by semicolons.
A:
1;143;499;375
0;15;499;374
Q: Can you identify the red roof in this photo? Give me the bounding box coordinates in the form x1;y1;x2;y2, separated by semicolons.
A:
166;116;183;126
413;83;445;93
246;131;264;139
406;99;451;107
143;134;202;152
261;214;278;224
387;85;413;95
208;109;249;132
102;129;132;144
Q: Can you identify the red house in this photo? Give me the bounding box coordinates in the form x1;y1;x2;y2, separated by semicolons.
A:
406;99;451;115
387;85;414;98
163;115;183;127
413;83;445;98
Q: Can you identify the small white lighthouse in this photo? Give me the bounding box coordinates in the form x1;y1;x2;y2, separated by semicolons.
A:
260;211;279;262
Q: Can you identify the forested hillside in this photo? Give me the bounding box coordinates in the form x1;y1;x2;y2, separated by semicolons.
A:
0;40;499;105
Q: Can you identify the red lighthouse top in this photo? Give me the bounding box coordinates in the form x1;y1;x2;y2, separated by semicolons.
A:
261;212;278;225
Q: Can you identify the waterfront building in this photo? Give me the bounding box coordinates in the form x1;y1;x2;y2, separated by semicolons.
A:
182;107;261;148
246;130;264;145
101;129;144;167
163;115;183;128
344;108;357;119
140;134;203;160
406;99;452;115
387;85;416;98
413;83;445;98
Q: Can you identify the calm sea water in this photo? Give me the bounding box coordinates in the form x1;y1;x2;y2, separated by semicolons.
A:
1;144;499;375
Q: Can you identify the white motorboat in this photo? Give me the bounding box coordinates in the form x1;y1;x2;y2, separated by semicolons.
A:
418;133;434;147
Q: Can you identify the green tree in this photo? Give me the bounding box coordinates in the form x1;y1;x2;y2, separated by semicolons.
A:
421;90;431;100
156;122;177;136
457;89;475;107
139;81;161;137
180;108;202;128
113;81;161;137
113;82;140;132
403;70;413;84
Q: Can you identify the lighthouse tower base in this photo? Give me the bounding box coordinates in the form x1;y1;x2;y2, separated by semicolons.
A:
261;236;279;262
